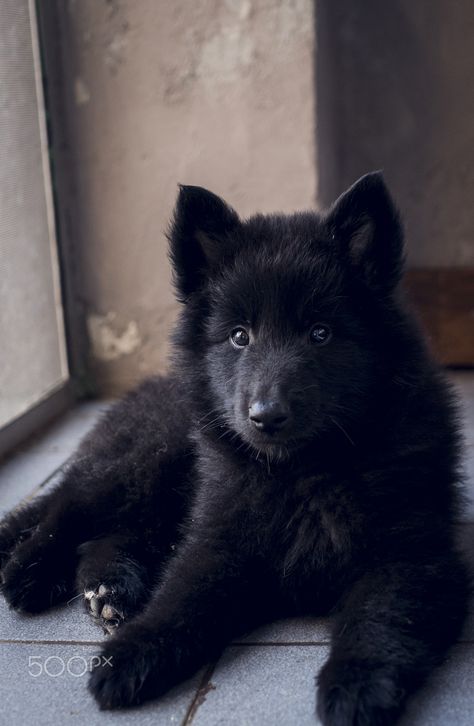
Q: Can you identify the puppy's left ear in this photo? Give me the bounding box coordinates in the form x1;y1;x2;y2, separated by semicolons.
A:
168;185;240;301
327;172;404;293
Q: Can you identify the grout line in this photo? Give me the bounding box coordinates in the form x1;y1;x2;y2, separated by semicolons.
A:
1;637;472;647
0;638;102;646
230;640;331;646
181;661;217;726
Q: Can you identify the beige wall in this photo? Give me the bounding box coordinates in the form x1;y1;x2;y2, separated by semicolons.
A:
318;0;474;268
49;0;317;394
46;0;474;394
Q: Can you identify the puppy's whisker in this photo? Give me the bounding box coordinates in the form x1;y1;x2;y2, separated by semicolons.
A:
329;416;355;447
67;592;85;606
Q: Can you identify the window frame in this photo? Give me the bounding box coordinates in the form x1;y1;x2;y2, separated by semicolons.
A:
0;0;75;459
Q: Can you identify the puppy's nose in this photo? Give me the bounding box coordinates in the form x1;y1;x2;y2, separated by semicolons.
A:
249;400;289;432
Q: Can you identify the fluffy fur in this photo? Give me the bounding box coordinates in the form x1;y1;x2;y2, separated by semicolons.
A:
0;173;469;724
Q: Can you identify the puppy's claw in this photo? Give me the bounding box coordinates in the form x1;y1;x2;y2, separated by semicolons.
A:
83;584;125;632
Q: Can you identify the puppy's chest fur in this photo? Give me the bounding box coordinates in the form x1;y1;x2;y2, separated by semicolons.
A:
261;470;363;589
196;441;363;593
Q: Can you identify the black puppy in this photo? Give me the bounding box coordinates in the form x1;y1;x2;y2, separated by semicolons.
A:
0;173;469;724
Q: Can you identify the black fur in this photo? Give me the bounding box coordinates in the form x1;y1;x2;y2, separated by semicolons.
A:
0;173;469;724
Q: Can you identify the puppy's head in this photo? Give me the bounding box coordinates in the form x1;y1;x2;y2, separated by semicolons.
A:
168;173;405;459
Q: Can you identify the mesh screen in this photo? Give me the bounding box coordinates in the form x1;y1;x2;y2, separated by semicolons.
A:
0;0;68;428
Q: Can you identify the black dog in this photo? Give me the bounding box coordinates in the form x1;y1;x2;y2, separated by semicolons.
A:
0;173;469;724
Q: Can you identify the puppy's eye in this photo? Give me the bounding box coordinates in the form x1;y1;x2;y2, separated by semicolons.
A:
230;327;250;348
309;324;331;345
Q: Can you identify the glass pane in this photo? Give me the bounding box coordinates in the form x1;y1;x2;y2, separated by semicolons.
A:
0;0;68;428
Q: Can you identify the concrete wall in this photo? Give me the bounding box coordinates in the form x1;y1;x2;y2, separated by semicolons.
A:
45;0;317;394
43;0;474;393
318;0;474;268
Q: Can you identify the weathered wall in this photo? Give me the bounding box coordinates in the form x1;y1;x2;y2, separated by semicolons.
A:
45;0;317;394
318;0;474;268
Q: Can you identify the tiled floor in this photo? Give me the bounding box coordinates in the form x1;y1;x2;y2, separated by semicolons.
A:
0;373;473;725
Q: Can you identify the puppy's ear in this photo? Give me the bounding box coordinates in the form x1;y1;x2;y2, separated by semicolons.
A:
327;172;404;293
168;185;240;300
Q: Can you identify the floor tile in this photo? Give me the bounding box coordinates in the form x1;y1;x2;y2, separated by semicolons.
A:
2;595;471;648
0;597;104;643
401;644;474;725
0;641;199;726
192;645;328;726
193;642;474;726
0;376;473;725
235;616;331;644
0;598;332;649
0;401;110;515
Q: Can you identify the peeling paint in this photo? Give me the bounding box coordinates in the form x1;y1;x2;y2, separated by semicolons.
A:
105;32;129;72
87;312;141;361
197;26;254;86
191;0;311;92
74;77;90;105
238;0;252;21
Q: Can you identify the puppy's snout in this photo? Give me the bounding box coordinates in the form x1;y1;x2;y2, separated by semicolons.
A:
249;400;289;433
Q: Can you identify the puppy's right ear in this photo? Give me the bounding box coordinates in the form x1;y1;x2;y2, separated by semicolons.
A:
168;185;240;301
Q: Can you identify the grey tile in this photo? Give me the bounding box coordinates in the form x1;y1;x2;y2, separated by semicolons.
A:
0;401;111;515
0;589;318;649
401;644;474;725
0;597;104;643
235;616;331;644
193;644;329;726
0;641;199;726
0;600;325;648
1;586;468;648
194;642;474;726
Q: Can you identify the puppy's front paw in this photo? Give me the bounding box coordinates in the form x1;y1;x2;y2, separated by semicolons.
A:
1;535;74;612
84;584;126;634
0;501;45;571
88;627;183;709
89;636;154;709
317;657;404;726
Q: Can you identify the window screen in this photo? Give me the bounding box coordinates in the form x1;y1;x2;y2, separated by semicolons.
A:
0;0;68;429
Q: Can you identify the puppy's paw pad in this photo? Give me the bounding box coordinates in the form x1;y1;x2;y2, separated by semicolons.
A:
83;585;125;633
101;604;124;632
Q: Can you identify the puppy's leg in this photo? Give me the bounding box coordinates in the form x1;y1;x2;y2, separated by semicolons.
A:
77;531;168;633
0;375;192;614
0;489;88;612
88;529;270;709
316;555;469;726
0;497;49;571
